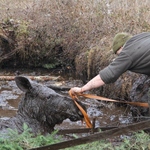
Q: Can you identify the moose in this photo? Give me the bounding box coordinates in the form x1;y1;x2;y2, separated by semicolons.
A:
0;76;85;134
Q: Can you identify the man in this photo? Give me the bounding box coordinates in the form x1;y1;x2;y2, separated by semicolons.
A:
71;32;150;103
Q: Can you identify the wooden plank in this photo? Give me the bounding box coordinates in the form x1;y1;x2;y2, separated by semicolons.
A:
30;120;150;150
57;126;117;134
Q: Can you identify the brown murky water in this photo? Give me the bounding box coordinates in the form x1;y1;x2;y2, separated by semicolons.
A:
0;68;133;130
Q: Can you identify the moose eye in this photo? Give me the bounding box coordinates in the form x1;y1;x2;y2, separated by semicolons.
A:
47;95;52;99
136;84;143;94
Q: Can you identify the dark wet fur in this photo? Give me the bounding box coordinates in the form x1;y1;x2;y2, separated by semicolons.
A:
0;76;86;134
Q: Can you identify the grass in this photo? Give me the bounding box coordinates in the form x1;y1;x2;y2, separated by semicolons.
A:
1;124;150;150
65;131;150;150
0;123;62;150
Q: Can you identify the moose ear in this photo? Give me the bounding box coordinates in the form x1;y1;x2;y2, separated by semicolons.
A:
15;76;32;92
136;84;143;93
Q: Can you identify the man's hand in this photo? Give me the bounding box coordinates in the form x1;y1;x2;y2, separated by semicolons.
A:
69;87;83;99
71;87;82;93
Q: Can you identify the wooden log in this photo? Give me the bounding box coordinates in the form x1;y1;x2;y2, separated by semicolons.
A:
30;120;150;150
0;76;60;81
57;126;117;135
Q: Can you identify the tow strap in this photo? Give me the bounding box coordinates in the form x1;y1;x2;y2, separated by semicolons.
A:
69;89;149;128
69;90;93;128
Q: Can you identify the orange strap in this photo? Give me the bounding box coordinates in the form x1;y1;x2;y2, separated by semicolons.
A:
69;90;93;128
77;93;149;108
69;90;149;128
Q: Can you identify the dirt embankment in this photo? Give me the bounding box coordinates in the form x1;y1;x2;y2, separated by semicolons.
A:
0;0;150;100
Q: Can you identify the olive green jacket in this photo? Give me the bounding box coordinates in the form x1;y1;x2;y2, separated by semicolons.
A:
99;32;150;84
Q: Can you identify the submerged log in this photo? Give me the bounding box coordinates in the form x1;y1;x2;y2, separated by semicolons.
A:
0;75;61;81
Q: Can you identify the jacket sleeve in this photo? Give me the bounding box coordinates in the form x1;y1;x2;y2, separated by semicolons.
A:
99;52;132;84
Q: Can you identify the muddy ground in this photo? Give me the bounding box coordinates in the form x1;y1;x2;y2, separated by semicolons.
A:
0;68;133;132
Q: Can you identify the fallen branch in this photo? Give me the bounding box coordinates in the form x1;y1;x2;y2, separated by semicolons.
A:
0;76;60;81
0;47;18;63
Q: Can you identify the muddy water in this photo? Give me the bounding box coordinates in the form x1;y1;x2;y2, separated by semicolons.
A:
0;68;133;130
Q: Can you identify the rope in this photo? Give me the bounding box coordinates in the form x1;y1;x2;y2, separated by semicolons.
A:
69;89;149;128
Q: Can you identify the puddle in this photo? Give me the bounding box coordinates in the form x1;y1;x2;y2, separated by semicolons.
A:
0;109;17;118
7;98;20;108
0;69;133;131
0;88;20;118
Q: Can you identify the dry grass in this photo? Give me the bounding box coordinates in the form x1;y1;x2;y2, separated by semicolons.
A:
0;0;150;75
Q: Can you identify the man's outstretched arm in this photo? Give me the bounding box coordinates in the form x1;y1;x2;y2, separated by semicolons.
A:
71;74;105;93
